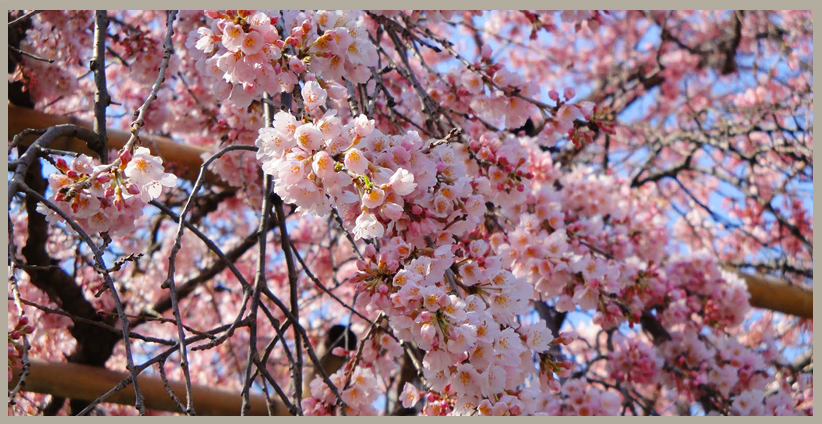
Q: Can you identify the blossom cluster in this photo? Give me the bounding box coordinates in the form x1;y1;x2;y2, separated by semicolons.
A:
188;10;377;109
304;330;404;415
37;147;177;236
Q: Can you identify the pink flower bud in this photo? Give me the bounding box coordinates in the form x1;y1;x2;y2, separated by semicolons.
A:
331;347;347;356
564;87;575;99
126;184;140;195
119;149;132;163
548;90;559;101
67;170;79;179
10;331;20;340
96;173;111;183
55;158;68;171
19;317;29;326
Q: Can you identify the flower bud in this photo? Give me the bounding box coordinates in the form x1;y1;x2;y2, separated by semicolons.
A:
55;158;68;171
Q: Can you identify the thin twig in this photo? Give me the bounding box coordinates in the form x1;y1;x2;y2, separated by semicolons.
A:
8;44;54;63
157;360;187;414
8;10;43;28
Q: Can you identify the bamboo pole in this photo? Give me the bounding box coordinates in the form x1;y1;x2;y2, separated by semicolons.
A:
730;270;813;320
8;359;288;416
8;103;226;185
